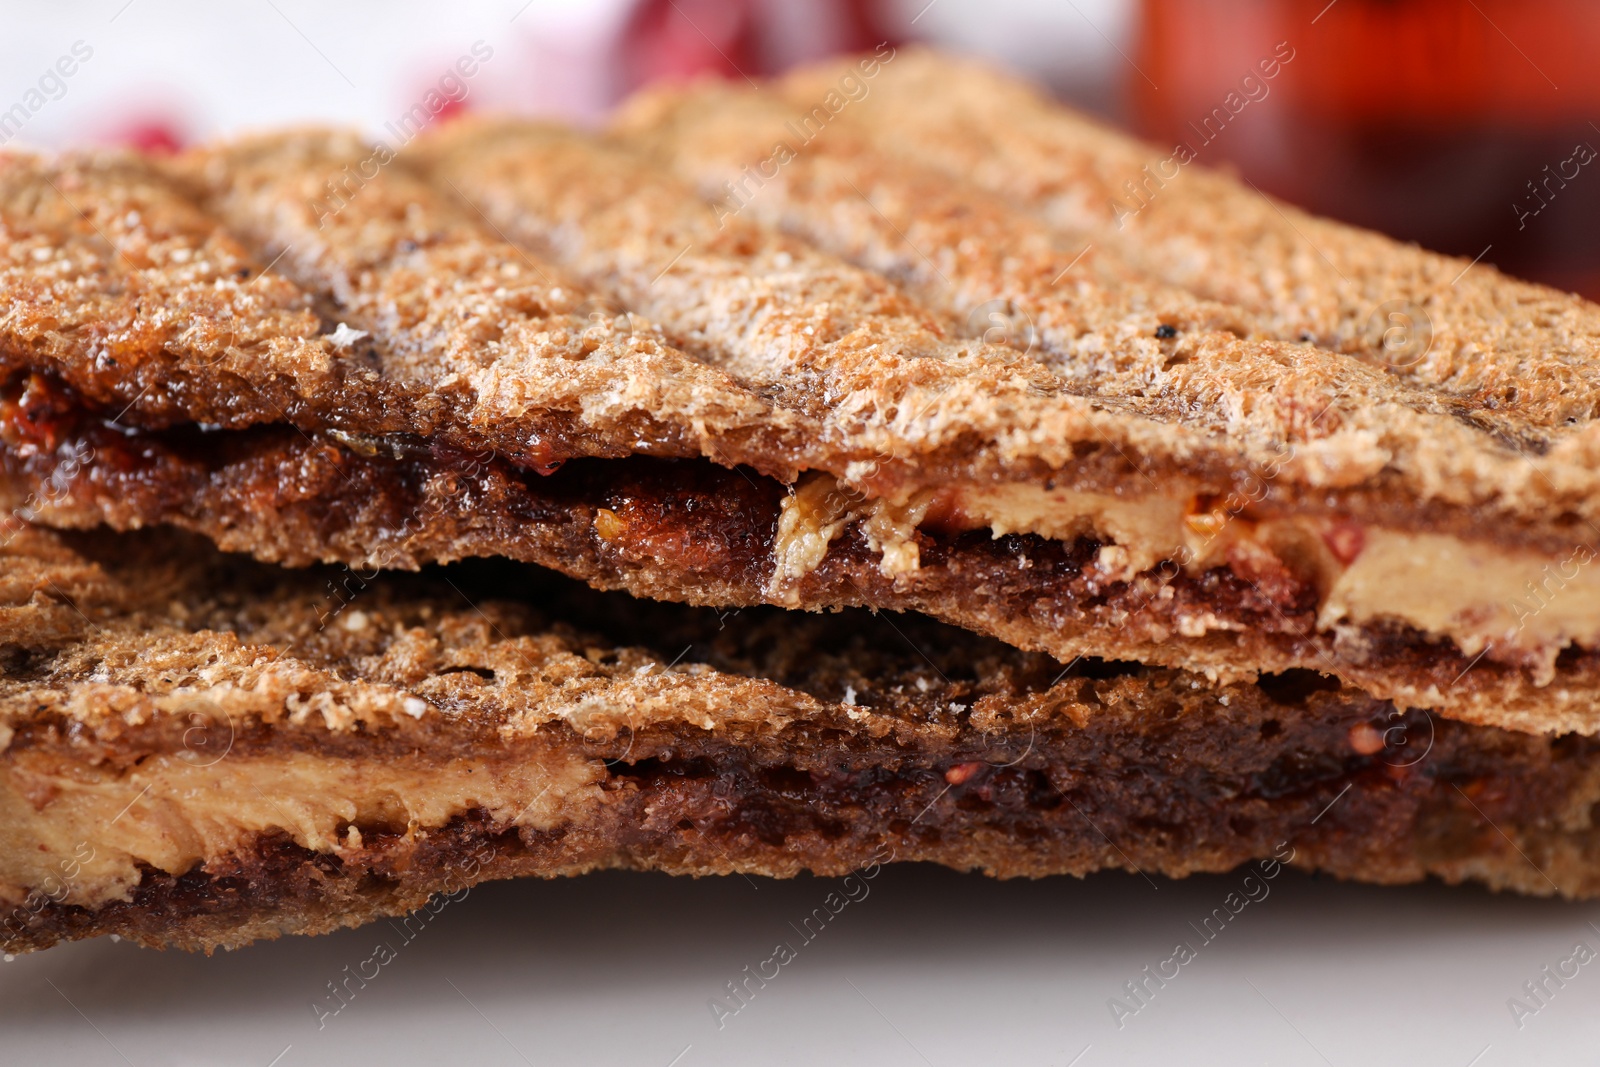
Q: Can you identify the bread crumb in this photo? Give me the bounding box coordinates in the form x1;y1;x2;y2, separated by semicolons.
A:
327;322;369;349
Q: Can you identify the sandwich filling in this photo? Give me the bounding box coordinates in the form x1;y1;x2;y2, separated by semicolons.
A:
3;369;1598;716
774;471;1600;673
0;747;597;913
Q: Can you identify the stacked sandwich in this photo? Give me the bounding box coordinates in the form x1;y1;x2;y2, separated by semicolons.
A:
4;49;1600;954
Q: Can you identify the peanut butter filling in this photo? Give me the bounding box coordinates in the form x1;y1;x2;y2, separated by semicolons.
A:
0;748;601;912
772;473;1600;670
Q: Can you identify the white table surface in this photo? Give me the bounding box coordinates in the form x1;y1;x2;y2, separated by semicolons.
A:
3;863;1596;1066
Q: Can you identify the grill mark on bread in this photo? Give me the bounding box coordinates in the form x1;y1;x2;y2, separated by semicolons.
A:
175;131;803;473
794;50;1600;430
410;122;965;388
611;97;1265;390
0;150;369;432
612;75;1600;523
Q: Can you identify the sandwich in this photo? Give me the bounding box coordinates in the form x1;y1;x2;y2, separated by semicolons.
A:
3;48;1600;955
3;520;1596;954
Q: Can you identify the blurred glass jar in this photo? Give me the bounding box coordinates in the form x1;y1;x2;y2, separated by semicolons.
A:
1134;0;1600;297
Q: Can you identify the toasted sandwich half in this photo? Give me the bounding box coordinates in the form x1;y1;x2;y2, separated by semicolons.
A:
2;50;1600;734
2;519;1599;955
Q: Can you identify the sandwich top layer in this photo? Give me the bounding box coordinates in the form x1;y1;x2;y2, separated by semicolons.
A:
1;51;1600;730
7;366;1600;736
6;522;1600;956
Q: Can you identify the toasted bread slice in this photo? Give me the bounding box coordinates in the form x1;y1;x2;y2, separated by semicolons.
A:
2;53;1600;733
3;521;1600;954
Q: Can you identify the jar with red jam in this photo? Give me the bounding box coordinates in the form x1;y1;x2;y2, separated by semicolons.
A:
1134;0;1600;297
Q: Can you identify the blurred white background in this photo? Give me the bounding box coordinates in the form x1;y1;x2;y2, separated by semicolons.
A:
0;0;1132;150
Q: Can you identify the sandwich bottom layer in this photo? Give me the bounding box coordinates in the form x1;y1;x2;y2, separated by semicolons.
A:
3;525;1599;955
6;670;1600;955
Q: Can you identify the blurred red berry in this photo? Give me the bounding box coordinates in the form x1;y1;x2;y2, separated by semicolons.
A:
434;95;469;124
112;119;185;155
612;0;899;97
616;0;760;94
